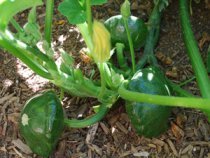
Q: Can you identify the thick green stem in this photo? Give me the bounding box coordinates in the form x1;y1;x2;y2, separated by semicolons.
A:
123;18;136;73
0;30;52;79
86;0;92;39
179;0;210;98
118;82;210;110
98;63;106;98
64;104;108;128
51;69;118;104
44;0;54;44
51;74;99;98
136;3;161;69
116;43;127;69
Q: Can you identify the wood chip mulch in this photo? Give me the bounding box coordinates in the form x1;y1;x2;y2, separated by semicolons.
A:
1;0;210;158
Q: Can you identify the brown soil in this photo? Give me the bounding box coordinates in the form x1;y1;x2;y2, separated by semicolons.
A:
1;0;210;158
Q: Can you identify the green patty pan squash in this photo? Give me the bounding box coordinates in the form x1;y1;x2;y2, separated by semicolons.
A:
19;90;64;157
104;15;148;50
126;67;172;138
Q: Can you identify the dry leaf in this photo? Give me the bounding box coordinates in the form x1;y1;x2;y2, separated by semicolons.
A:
171;122;184;139
86;123;99;144
12;139;32;154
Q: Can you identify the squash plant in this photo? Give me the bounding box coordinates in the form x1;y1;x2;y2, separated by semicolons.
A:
1;0;210;157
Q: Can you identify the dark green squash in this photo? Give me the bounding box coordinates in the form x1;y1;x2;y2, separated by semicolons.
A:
126;67;172;138
104;15;148;50
19;90;64;157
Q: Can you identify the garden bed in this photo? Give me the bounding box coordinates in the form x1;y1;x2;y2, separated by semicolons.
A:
1;0;210;157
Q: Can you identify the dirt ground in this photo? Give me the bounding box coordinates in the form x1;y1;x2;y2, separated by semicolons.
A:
1;0;210;158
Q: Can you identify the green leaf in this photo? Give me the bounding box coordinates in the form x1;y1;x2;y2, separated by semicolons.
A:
110;68;124;89
91;0;107;5
58;0;107;25
59;48;74;75
60;49;74;67
60;63;72;75
0;0;43;29
153;0;169;12
42;40;54;58
120;0;131;19
16;7;42;46
28;7;37;23
58;0;86;25
79;0;85;6
16;23;41;46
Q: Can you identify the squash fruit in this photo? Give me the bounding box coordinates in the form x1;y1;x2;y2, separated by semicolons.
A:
19;90;64;157
104;15;148;50
125;67;172;138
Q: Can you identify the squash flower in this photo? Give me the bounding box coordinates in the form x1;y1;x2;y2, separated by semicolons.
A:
92;20;111;63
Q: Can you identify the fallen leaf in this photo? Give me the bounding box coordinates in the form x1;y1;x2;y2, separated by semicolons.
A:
171;122;184;139
12;139;32;154
86;123;99;144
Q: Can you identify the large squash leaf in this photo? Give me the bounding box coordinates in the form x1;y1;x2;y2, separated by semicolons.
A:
58;0;107;25
58;0;86;25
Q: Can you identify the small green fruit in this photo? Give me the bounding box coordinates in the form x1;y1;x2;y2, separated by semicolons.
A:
19;90;64;157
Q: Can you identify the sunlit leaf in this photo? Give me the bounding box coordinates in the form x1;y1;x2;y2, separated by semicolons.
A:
58;0;86;25
0;0;42;29
58;0;107;25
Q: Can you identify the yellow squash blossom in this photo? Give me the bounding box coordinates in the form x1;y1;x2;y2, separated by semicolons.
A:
92;20;111;63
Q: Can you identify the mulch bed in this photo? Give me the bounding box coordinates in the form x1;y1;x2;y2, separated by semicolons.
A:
1;0;210;157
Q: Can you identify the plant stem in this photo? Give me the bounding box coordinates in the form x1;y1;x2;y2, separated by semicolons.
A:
103;63;113;88
64;104;108;128
118;82;210;110
178;76;196;87
179;0;210;98
166;79;194;97
136;3;161;69
189;0;193;15
10;18;24;33
116;43;128;69
77;23;93;51
123;18;136;73
60;88;64;101
51;74;98;97
98;63;106;98
207;45;210;73
0;30;52;79
44;0;54;45
86;0;92;38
